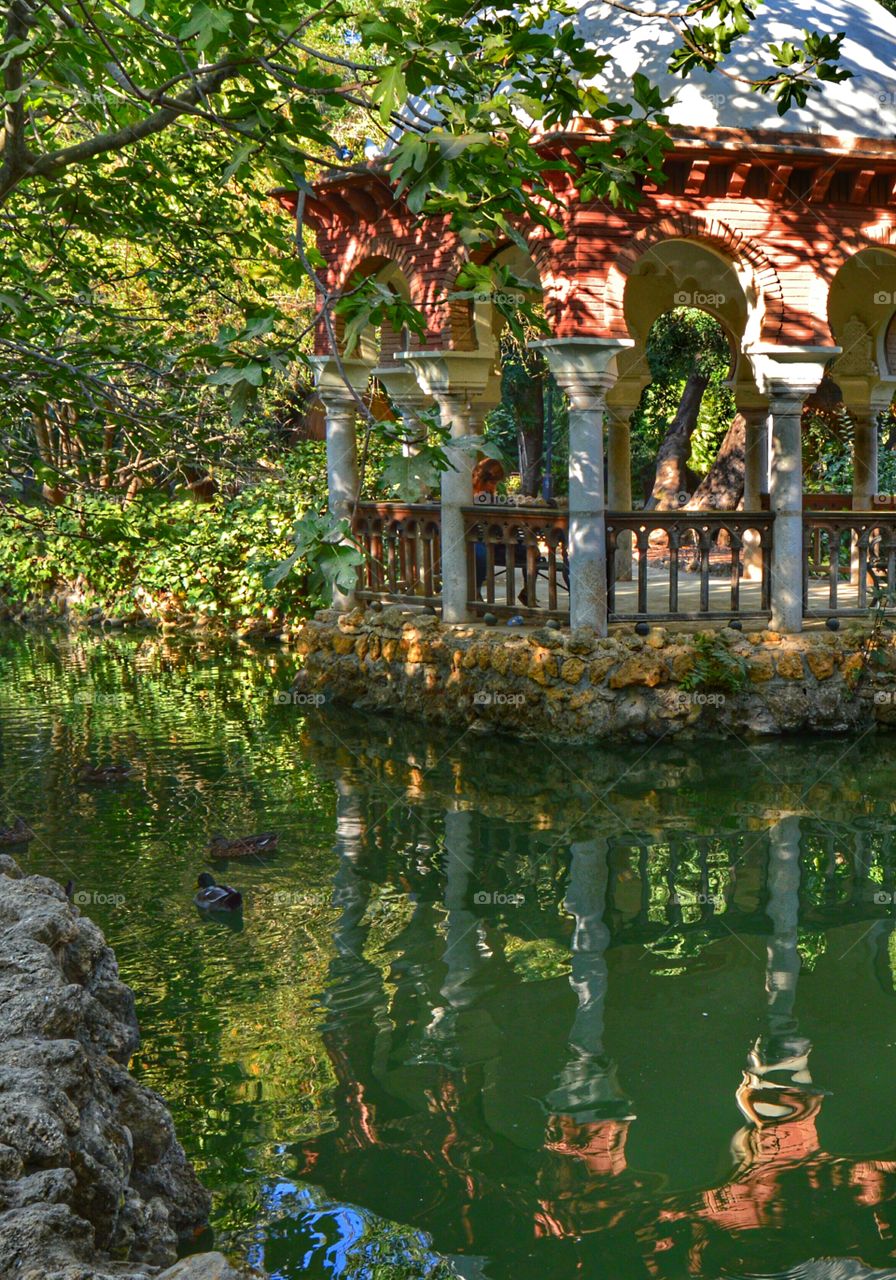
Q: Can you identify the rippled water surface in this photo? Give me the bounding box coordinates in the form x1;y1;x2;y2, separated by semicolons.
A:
3;628;896;1280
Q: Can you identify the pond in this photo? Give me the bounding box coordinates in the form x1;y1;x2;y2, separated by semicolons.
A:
2;627;896;1280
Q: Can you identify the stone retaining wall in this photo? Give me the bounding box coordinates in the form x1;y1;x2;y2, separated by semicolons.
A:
293;607;896;742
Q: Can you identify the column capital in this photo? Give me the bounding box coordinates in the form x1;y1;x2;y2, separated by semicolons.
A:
372;365;431;414
744;346;837;403
395;350;500;412
532;338;633;406
848;379;896;419
309;355;374;410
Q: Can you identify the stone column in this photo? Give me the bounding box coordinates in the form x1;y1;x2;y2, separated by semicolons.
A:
606;405;635;582
399;353;499;624
767;385;810;633
374;365;431;456
742;403;769;582
849;404;880;513
533;339;633;635
748;350;833;634
310;356;374;611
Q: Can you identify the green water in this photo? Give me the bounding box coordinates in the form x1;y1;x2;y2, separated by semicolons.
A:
3;629;896;1280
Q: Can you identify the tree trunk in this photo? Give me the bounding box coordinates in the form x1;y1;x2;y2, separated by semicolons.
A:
646;369;710;510
504;351;545;496
689;412;746;510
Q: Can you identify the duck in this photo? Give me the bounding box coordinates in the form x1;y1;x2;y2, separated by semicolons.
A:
0;817;34;845
194;872;242;911
77;761;132;783
207;832;279;858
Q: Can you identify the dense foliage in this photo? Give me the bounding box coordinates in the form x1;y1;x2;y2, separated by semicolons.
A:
0;0;859;611
0;446;331;626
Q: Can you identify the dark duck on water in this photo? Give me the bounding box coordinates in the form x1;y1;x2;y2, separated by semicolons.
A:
194;873;243;911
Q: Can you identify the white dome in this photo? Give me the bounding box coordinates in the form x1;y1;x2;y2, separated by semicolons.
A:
573;0;896;143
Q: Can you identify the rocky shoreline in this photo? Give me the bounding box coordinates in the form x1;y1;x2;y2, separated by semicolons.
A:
293;606;896;742
0;857;261;1280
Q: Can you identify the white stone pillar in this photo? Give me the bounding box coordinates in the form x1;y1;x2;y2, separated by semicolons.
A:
748;350;833;635
742;404;769;582
374;365;431;456
310;356;373;611
533;339;632;635
398;353;499;624
606;405;635;582
851;407;879;512
767;385;809;633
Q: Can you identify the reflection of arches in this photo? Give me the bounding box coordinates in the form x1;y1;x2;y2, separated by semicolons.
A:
603;215;784;348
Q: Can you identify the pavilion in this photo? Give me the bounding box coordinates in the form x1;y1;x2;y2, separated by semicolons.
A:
278;0;896;635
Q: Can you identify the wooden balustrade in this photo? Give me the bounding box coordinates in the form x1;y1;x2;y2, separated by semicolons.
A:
759;494;894;511
606;513;774;621
462;504;570;620
352;503;442;607
803;514;896;615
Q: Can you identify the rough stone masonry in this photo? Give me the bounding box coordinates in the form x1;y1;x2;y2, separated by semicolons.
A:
0;857;261;1280
292;607;896;742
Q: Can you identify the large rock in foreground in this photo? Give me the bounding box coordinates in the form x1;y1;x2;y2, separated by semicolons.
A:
0;856;212;1279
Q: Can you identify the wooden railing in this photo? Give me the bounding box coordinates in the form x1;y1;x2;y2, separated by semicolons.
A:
462;504;570;620
352;503;442;607
803;514;896;615
606;513;775;621
760;494;895;511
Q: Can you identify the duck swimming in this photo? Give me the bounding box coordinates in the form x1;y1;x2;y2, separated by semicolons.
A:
0;818;34;845
207;832;279;857
77;761;132;783
194;872;242;911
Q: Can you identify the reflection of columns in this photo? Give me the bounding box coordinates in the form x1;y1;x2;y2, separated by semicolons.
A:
311;356;374;611
765;816;801;1037
534;339;633;635
331;779;369;955
399;353;499;623
441;809;486;1012
742;404;769;580
736;817;822;1150
606;405;635;582
546;838;632;1119
748;350;832;634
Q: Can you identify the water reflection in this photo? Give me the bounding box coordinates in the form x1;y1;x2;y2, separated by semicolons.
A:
296;722;896;1280
3;634;896;1278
